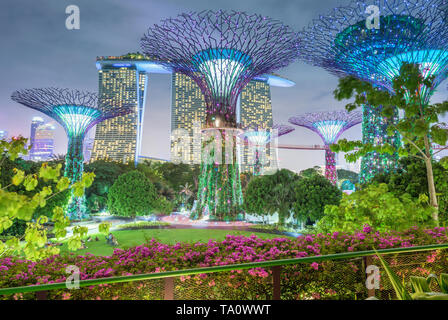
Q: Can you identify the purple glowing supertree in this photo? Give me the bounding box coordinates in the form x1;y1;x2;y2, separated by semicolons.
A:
298;0;448;183
289;110;362;185
11;88;133;219
241;124;295;175
141;10;298;219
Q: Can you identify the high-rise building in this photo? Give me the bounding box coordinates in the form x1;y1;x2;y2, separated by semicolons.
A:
91;54;293;169
83;137;95;163
30;116;44;158
91;54;169;164
170;73;294;172
30;122;55;161
0;130;8;140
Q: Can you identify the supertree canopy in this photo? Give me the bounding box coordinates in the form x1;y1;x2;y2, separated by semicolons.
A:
241;124;295;175
141;10;298;220
289;110;362;185
11;88;132;219
298;0;448;183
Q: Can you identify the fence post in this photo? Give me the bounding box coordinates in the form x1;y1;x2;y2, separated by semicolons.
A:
36;291;48;300
272;266;282;300
164;277;175;300
364;256;376;298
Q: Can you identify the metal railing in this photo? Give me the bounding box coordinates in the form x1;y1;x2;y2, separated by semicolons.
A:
1;243;447;300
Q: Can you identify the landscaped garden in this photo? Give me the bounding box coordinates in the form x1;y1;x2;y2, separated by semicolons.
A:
1;39;448;301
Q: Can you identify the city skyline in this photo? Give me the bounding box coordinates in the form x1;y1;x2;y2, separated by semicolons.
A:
1;0;447;173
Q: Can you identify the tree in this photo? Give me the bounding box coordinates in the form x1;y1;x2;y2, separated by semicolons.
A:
107;170;158;218
244;169;299;225
0;137;95;260
332;63;448;223
293;173;342;225
244;175;273;220
316;183;435;234
337;169;359;185
267;169;299;225
84;160;128;213
371;157;448;223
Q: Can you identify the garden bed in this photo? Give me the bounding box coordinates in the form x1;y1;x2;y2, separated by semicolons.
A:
1;226;447;300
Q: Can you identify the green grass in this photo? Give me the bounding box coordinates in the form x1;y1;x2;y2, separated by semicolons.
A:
57;228;294;257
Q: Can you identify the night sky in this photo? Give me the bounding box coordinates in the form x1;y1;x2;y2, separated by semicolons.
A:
1;0;447;172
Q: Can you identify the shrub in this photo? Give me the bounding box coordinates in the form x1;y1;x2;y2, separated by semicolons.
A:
107;171;158;218
1;226;447;300
317;183;435;234
293;174;342;224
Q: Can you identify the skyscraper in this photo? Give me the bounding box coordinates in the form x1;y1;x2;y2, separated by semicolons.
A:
91;54;169;164
30;116;44;158
170;73;294;172
30;121;55;161
0;130;8;140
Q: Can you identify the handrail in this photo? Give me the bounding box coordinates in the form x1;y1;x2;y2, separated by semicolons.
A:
1;243;447;296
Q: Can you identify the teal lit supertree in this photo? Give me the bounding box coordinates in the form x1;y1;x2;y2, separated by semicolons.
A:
241;124;295;176
11;88;133;219
298;0;448;183
289;110;362;185
141;10;298;220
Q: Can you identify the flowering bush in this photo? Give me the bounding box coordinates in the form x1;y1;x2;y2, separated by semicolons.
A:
1;226;447;300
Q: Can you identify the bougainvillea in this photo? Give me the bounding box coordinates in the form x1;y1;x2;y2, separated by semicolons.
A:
1;226;447;300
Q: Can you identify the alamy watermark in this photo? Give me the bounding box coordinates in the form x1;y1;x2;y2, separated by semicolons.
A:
171;124;280;173
65;265;80;289
65;5;80;30
365;264;380;290
365;5;380;30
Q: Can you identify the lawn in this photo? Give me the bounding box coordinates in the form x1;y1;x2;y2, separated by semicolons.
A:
58;228;294;256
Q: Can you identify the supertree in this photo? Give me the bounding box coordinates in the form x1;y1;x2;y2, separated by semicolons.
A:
241;124;295;175
298;0;448;183
11;88;132;219
289;110;362;185
141;10;298;220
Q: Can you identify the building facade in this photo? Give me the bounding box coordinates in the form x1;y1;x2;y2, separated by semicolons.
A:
91;55;169;164
91;55;293;169
170;73;279;173
30;122;55;161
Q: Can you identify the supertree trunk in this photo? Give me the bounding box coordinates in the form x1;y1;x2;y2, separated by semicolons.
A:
360;105;400;184
325;148;337;185
194;128;243;221
253;148;262;176
65;135;88;220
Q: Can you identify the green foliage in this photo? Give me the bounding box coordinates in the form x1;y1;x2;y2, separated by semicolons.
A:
116;221;170;230
317;183;435;234
84;160;128;213
244;169;299;224
98;222;112;235
244;176;273;216
0;137;93;260
332;63;448;222
376;251;448;300
293;173;342;224
107;170;158;218
337;169;359;185
371;157;448;223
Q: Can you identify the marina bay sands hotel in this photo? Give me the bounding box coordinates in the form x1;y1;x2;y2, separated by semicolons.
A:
91;53;295;171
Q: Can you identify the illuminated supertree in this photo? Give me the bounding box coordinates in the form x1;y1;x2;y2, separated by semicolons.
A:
11;88;132;219
289;110;362;185
241;124;295;175
298;0;448;183
141;10;298;220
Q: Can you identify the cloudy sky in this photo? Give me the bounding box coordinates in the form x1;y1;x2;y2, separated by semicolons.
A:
1;0;447;172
